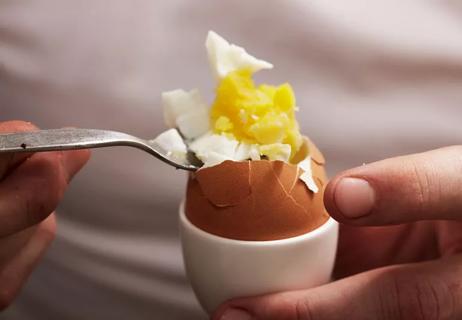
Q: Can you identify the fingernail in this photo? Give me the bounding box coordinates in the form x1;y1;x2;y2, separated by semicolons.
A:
334;177;375;218
220;308;253;320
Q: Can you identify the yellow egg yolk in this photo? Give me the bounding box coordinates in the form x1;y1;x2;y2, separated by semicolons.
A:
210;69;302;160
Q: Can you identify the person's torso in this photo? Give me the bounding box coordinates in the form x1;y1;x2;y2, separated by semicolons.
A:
1;1;462;319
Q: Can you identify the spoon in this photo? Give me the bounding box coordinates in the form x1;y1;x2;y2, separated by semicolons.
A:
0;128;201;171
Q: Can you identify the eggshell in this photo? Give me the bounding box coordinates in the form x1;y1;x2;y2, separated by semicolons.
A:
185;139;329;241
298;156;319;193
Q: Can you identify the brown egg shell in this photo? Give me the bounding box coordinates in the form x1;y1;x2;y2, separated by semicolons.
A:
185;138;329;241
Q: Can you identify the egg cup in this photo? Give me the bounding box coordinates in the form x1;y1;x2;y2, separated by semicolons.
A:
180;202;339;314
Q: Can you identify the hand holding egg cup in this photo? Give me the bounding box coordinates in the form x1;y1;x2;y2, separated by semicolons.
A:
156;31;338;314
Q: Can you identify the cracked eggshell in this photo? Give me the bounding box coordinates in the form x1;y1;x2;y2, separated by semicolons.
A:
185;146;329;241
299;157;319;193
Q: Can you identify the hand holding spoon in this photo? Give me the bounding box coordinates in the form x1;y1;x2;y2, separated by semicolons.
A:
0;128;200;171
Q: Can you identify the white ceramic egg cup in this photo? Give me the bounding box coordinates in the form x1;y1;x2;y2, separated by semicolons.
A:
179;203;338;314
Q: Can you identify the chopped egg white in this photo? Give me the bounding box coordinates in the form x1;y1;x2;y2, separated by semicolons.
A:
152;128;188;162
234;143;261;161
206;31;273;79
189;133;239;167
259;143;291;162
248;145;261;161
176;109;209;140
157;31;319;176
162;89;209;139
298;157;319;193
201;151;233;168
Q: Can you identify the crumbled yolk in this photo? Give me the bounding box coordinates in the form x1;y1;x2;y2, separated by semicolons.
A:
211;69;302;160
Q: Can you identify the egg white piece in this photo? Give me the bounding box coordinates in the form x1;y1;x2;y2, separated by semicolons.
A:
162;89;210;139
189;132;240;167
234;143;261;161
249;145;261;161
298;157;319;193
176;109;210;140
206;31;273;79
152;128;188;162
260;143;292;162
201;151;234;168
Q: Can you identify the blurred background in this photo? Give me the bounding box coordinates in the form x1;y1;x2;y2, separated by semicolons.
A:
1;0;461;319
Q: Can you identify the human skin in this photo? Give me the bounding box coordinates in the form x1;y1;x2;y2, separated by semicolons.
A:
214;146;462;320
0;121;90;310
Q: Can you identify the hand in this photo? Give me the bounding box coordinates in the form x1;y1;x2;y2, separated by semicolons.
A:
213;146;462;320
0;121;90;310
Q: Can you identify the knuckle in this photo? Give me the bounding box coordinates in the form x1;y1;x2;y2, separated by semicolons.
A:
375;273;404;320
409;145;462;217
255;294;317;320
409;159;434;215
388;272;451;320
294;298;316;320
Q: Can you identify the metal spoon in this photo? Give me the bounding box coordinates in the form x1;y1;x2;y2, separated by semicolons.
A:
0;128;201;171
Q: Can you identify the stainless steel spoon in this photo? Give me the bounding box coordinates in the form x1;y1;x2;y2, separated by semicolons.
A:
0;128;201;171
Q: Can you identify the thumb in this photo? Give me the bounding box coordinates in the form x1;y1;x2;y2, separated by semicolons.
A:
324;146;462;226
212;256;462;320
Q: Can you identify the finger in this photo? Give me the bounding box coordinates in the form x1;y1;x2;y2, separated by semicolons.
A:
0;121;38;179
213;255;462;320
334;222;439;279
0;149;90;236
0;213;56;310
435;220;462;256
324;146;462;225
0;224;36;265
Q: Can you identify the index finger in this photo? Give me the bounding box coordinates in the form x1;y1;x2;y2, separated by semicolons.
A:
0;121;38;179
324;146;462;225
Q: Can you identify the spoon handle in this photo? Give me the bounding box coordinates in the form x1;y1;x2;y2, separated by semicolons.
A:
0;128;141;153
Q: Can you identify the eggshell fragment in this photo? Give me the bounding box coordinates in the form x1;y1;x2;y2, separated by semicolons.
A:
185;155;329;241
299;157;319;193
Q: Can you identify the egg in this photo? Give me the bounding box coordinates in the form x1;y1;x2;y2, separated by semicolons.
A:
185;137;329;241
157;31;329;240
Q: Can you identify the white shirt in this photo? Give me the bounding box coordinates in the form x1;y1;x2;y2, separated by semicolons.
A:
1;1;462;319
